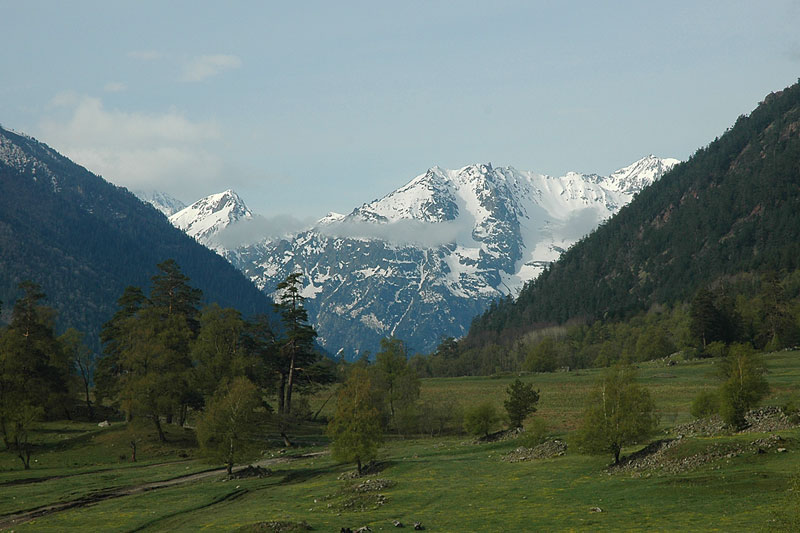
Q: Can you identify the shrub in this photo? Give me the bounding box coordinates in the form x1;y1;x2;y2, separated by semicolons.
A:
517;417;549;448
463;402;501;437
690;389;720;418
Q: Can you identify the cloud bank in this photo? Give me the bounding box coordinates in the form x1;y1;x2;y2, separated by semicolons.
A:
39;96;223;196
214;214;316;248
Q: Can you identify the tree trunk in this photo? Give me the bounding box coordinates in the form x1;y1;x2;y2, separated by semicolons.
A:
613;444;621;465
130;440;137;462
278;373;286;415
357;457;362;476
153;416;167;443
286;353;296;415
84;380;94;421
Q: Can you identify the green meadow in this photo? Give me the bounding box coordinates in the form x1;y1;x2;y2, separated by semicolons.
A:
2;351;799;532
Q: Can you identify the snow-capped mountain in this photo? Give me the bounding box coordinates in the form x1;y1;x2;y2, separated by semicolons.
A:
134;190;186;216
214;155;679;357
169;189;253;251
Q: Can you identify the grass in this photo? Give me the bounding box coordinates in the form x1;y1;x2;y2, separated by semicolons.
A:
2;350;800;531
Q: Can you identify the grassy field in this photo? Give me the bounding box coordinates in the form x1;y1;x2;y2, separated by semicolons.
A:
2;351;799;531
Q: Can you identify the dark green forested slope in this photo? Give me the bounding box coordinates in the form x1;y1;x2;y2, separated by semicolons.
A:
0;126;274;345
467;80;800;346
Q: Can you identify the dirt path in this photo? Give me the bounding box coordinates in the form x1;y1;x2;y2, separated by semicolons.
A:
0;459;195;488
0;451;327;530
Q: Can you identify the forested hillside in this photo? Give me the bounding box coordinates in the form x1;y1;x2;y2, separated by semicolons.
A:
0;127;274;344
466;80;800;348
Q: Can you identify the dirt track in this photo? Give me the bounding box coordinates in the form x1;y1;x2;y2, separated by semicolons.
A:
0;452;327;530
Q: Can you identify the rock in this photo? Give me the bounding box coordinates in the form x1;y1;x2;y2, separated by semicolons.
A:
590;507;603;513
413;522;425;530
778;448;787;453
355;527;372;533
502;439;568;462
393;520;404;527
98;420;110;427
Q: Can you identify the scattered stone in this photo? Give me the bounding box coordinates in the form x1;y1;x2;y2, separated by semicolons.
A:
337;461;385;479
672;407;798;438
352;478;395;493
355;527;372;533
778;448;788;453
610;433;789;476
589;507;603;513
230;465;272;479
473;427;523;444
502;439;567;462
413;522;425;530
237;520;311;532
98;420;110;427
392;520;404;527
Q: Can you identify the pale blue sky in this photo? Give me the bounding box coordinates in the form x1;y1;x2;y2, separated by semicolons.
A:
1;1;798;226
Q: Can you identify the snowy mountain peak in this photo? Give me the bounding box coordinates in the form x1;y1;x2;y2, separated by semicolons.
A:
603;155;680;195
169;189;252;248
134;190;187;216
193;155;678;356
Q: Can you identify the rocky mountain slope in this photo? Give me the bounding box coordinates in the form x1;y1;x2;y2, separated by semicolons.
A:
0;126;274;346
467;81;800;347
133;190;186;216
169;156;677;357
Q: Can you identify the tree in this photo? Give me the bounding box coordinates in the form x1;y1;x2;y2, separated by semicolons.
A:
371;337;420;427
575;366;658;464
504;378;540;429
100;262;201;440
523;337;558;372
717;343;769;429
463;402;501;438
116;308;193;441
59;328;95;420
196;377;267;476
327;367;383;474
274;273;318;415
191;304;250;401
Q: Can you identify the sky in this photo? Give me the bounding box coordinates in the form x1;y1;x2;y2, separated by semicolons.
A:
1;1;799;229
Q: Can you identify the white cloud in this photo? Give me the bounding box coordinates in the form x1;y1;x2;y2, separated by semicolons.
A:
214;214;316;248
103;81;127;93
181;54;242;82
39;96;223;195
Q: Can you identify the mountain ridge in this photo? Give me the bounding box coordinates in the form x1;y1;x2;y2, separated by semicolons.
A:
0;125;275;346
466;81;800;347
167;156;677;356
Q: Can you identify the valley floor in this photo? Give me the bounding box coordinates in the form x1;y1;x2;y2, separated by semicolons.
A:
2;351;800;532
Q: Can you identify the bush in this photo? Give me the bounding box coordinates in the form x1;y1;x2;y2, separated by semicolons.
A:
690;389;720;418
718;344;769;429
463;402;501;437
517;417;549;448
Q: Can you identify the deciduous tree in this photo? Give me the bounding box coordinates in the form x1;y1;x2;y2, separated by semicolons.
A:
718;343;769;429
327;368;383;474
575;366;658;464
197;377;266;476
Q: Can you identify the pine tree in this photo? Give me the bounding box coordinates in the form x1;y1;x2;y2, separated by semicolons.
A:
504;378;540;429
274;273;317;415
